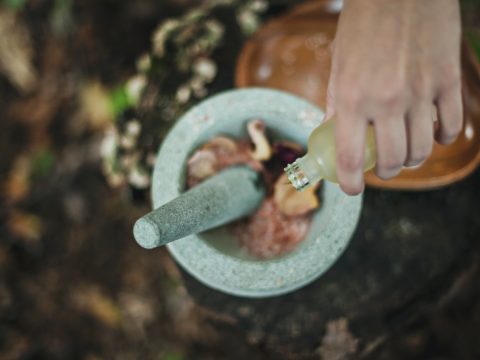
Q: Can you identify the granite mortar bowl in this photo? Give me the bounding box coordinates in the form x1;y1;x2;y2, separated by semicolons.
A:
152;88;362;297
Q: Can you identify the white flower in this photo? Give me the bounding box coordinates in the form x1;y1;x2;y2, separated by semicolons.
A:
250;0;268;13
146;152;156;167
120;135;136;150
193;57;217;82
106;173;125;188
237;9;260;35
176;84;191;104
204;20;224;39
136;53;151;73
100;127;118;161
190;76;208;98
126;120;141;137
128;166;150;189
152;19;180;57
126;75;147;106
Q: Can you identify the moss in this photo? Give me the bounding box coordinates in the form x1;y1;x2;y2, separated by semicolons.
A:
30;149;55;180
2;0;27;11
109;86;133;118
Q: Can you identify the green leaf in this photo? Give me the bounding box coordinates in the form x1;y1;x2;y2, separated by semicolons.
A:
109;86;132;117
465;30;480;62
161;352;184;360
31;149;56;179
2;0;27;10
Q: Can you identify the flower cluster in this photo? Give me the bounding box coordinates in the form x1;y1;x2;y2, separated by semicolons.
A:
101;0;268;190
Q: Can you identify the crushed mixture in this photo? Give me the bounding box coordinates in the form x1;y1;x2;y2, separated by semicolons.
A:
187;120;321;259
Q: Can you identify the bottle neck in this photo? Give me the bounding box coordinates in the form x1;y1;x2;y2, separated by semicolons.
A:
284;153;323;191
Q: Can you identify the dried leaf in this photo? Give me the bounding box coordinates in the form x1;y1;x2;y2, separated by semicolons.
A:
187;136;254;187
8;211;43;243
80;81;114;130
71;286;121;328
273;173;320;216
119;292;156;333
187;149;217;185
202;136;237;153
4;156;31;203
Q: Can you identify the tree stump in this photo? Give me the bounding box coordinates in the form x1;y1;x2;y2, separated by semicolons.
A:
181;169;480;359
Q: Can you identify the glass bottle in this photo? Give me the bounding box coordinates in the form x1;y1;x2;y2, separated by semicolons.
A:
285;118;377;191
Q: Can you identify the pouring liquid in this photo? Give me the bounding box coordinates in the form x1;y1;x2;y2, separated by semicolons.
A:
285;118;377;190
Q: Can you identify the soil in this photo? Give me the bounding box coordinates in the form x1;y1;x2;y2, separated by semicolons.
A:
1;1;480;360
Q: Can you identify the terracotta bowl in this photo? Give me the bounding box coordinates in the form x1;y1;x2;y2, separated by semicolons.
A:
236;0;480;190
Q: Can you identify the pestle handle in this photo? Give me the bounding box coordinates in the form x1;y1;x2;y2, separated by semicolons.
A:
133;166;265;249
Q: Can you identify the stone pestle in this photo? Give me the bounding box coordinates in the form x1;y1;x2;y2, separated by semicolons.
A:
133;166;265;249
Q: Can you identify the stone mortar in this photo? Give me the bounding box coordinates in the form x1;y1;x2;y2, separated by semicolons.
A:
150;88;363;297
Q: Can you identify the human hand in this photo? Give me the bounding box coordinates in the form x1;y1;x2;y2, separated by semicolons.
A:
327;0;463;195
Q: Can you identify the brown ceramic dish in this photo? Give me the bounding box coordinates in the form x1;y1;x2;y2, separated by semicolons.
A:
236;0;480;190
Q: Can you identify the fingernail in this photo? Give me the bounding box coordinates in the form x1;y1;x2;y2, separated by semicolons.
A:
341;172;364;195
404;160;422;168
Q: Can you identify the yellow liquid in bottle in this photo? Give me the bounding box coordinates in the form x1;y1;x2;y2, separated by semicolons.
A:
285;117;377;190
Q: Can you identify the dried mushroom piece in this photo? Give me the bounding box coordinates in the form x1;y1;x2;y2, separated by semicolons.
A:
186;135;263;188
187;150;217;184
187;136;237;186
247;119;272;161
273;173;320;216
202;136;237;153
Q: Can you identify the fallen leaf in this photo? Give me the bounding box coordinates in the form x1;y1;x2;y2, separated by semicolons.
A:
71;286;121;328
8;211;43;243
119;292;156;334
4;156;31;203
80;81;114;130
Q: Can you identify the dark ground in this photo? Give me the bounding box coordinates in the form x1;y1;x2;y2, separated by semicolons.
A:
1;1;480;359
